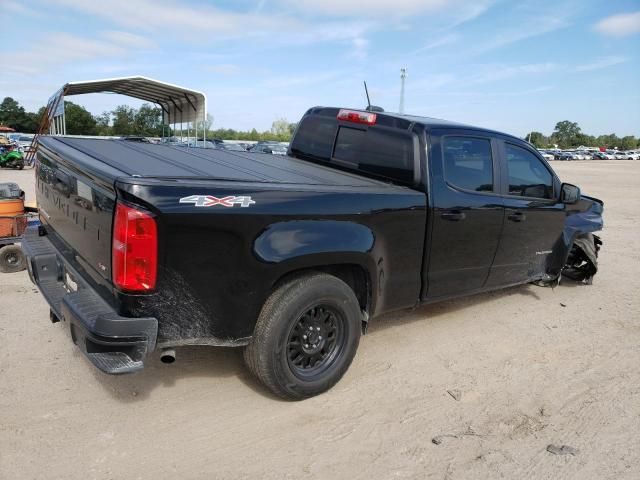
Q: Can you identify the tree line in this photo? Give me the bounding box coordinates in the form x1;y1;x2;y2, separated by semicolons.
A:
2;96;636;148
0;97;296;142
529;120;639;150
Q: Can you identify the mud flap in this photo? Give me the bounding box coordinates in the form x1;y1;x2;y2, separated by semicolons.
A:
562;233;602;284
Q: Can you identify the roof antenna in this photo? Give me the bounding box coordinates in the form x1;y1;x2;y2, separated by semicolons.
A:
363;81;385;112
364;81;371;110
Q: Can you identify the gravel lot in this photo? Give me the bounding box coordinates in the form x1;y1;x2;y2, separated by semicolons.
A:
1;161;639;479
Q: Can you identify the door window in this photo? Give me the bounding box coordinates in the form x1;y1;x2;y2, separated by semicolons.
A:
505;144;553;199
442;137;493;192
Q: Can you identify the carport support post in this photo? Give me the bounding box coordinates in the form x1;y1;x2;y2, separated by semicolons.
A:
62;100;66;135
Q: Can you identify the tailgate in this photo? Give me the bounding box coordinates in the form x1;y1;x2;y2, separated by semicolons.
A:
36;140;118;283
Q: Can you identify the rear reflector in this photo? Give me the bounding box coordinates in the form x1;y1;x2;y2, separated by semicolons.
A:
112;202;158;293
337;109;377;125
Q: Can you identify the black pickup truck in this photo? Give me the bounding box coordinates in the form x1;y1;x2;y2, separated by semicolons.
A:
23;107;603;399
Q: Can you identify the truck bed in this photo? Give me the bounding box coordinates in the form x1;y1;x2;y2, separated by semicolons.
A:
40;137;386;187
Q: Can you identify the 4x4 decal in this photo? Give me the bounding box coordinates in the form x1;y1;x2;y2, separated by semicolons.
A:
179;195;256;208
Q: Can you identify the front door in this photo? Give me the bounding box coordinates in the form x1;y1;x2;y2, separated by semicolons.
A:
424;130;504;299
486;141;565;287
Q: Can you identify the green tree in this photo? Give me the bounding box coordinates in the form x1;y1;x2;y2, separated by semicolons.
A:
111;105;136;135
133;104;163;136
620;136;637;151
551;120;581;148
596;133;620;149
95;111;111;136
527;131;547;148
0;97;35;131
64;101;97;135
248;128;260;141
575;133;596;147
271;118;290;136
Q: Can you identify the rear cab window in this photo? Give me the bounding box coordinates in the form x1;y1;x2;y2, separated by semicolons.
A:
290;109;417;185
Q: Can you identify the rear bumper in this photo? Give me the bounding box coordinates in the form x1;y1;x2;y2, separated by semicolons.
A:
21;226;158;374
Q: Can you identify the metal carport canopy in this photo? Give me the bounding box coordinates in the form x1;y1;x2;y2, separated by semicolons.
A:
56;76;207;125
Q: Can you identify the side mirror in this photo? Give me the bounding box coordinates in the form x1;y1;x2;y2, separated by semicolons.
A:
561;183;580;204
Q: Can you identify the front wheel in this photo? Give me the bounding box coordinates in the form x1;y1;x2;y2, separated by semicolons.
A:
244;273;362;400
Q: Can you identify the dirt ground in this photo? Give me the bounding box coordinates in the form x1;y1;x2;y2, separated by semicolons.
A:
1;161;638;480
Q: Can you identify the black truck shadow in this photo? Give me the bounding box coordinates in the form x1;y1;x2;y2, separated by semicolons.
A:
89;283;548;402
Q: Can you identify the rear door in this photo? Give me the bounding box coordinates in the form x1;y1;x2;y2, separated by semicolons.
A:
425;130;504;298
485;140;565;287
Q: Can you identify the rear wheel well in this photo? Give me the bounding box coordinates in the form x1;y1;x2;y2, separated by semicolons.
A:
273;265;370;315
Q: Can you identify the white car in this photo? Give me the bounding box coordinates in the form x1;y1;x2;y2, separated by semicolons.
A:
539;151;554;161
16;135;35;153
624;151;640;160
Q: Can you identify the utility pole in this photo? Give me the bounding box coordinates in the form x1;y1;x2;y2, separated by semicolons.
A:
399;68;407;113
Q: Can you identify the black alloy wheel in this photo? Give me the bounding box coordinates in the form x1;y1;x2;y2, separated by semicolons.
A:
286;305;346;379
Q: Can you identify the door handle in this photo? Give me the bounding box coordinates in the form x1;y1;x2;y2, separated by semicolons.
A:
441;210;466;221
507;211;526;222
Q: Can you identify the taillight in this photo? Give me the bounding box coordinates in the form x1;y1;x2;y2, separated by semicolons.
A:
337;109;377;125
112;202;157;292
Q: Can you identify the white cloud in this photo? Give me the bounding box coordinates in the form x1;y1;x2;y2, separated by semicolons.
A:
474;16;569;53
349;37;369;60
279;0;451;17
260;71;346;89
466;63;558;84
575;56;628;72
51;0;298;37
409;34;460;55
442;0;494;29
205;64;242;75
101;31;156;49
595;11;640;37
2;32;149;75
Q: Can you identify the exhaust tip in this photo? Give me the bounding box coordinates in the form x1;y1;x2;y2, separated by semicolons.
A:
160;348;176;364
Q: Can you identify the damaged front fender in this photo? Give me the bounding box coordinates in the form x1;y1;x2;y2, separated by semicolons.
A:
563;233;602;284
559;194;604;283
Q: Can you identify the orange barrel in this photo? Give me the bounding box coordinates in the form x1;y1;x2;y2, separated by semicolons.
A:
0;198;25;237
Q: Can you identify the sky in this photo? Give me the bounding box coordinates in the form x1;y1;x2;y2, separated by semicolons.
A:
1;0;639;137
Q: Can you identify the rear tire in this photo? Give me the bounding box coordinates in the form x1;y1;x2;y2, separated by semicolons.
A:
0;245;26;273
244;273;362;400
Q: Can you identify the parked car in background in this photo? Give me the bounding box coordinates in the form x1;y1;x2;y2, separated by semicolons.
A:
250;142;287;155
218;142;246;152
557;151;577;161
120;136;150;143
16;135;35;153
624;151;639;160
188;140;222;149
538;150;554;161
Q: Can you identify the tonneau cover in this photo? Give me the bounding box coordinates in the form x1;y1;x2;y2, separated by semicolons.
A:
40;137;386;187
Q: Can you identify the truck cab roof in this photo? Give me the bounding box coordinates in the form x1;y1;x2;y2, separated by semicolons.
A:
304;106;525;144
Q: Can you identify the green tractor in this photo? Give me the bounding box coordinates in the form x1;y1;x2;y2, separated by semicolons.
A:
0;143;25;169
